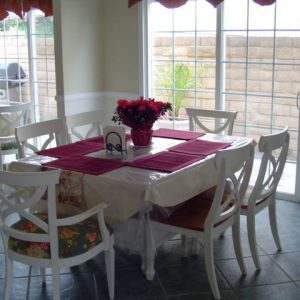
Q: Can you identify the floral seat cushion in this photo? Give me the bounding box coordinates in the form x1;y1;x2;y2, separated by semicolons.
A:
8;213;102;259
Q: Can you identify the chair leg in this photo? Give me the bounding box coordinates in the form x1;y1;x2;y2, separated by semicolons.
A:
204;233;220;300
40;268;46;283
232;220;246;275
142;215;155;280
104;238;115;300
181;235;188;257
219;230;226;238
4;257;13;300
192;237;200;255
0;153;3;172
52;267;60;300
247;213;261;270
269;200;282;251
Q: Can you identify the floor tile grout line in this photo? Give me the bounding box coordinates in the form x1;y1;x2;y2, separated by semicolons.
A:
215;261;241;298
155;271;170;300
25;266;32;300
265;250;300;285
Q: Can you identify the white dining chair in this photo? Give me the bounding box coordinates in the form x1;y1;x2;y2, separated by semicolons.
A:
149;140;254;299
185;108;238;135
15;118;68;158
65;110;104;143
184;107;238;253
0;169;115;300
240;127;290;270
0;101;30;169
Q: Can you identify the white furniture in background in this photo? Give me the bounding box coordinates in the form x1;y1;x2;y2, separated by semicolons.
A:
65;110;104;143
241;127;290;269
15;118;68;158
148;140;254;299
0;169;115;300
0;101;30;169
185;108;238;135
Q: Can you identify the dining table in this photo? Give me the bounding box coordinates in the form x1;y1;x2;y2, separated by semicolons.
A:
8;128;252;280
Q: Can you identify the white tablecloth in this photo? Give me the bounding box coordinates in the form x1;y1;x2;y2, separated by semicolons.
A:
9;134;251;222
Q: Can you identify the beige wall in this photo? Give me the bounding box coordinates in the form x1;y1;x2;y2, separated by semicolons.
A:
54;0;105;95
53;0;140;94
103;0;139;93
52;0;140;117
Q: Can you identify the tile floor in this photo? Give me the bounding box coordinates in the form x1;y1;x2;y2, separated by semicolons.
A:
0;199;300;300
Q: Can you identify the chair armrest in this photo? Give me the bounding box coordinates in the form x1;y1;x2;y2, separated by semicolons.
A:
57;202;107;226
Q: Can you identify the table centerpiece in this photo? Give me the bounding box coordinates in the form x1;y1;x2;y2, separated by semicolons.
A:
112;96;172;147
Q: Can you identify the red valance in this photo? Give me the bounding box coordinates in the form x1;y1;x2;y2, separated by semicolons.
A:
0;0;52;21
129;0;276;8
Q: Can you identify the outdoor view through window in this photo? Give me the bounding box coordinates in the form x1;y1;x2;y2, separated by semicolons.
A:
0;10;56;123
149;0;300;198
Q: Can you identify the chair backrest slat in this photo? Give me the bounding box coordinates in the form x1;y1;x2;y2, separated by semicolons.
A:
15;118;68;158
0;170;60;244
248;127;289;208
205;140;254;228
186;108;238;135
0;102;30;137
65;110;104;143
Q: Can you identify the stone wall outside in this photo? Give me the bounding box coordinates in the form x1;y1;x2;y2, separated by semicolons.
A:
153;35;300;159
1;34;299;158
0;34;56;120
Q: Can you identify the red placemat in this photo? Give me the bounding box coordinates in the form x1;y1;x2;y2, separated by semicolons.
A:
127;151;204;172
168;139;231;156
42;155;125;175
152;128;205;140
36;141;104;158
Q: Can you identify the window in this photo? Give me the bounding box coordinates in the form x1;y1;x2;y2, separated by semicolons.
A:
0;10;56;122
148;0;300;197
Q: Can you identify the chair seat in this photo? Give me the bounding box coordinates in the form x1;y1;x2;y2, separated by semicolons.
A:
241;185;269;209
8;213;102;259
197;180;234;202
155;196;213;231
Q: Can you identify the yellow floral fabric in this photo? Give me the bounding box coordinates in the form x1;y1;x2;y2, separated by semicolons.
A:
8;213;102;259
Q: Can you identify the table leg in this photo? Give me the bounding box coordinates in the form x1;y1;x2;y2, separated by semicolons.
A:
141;212;155;280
